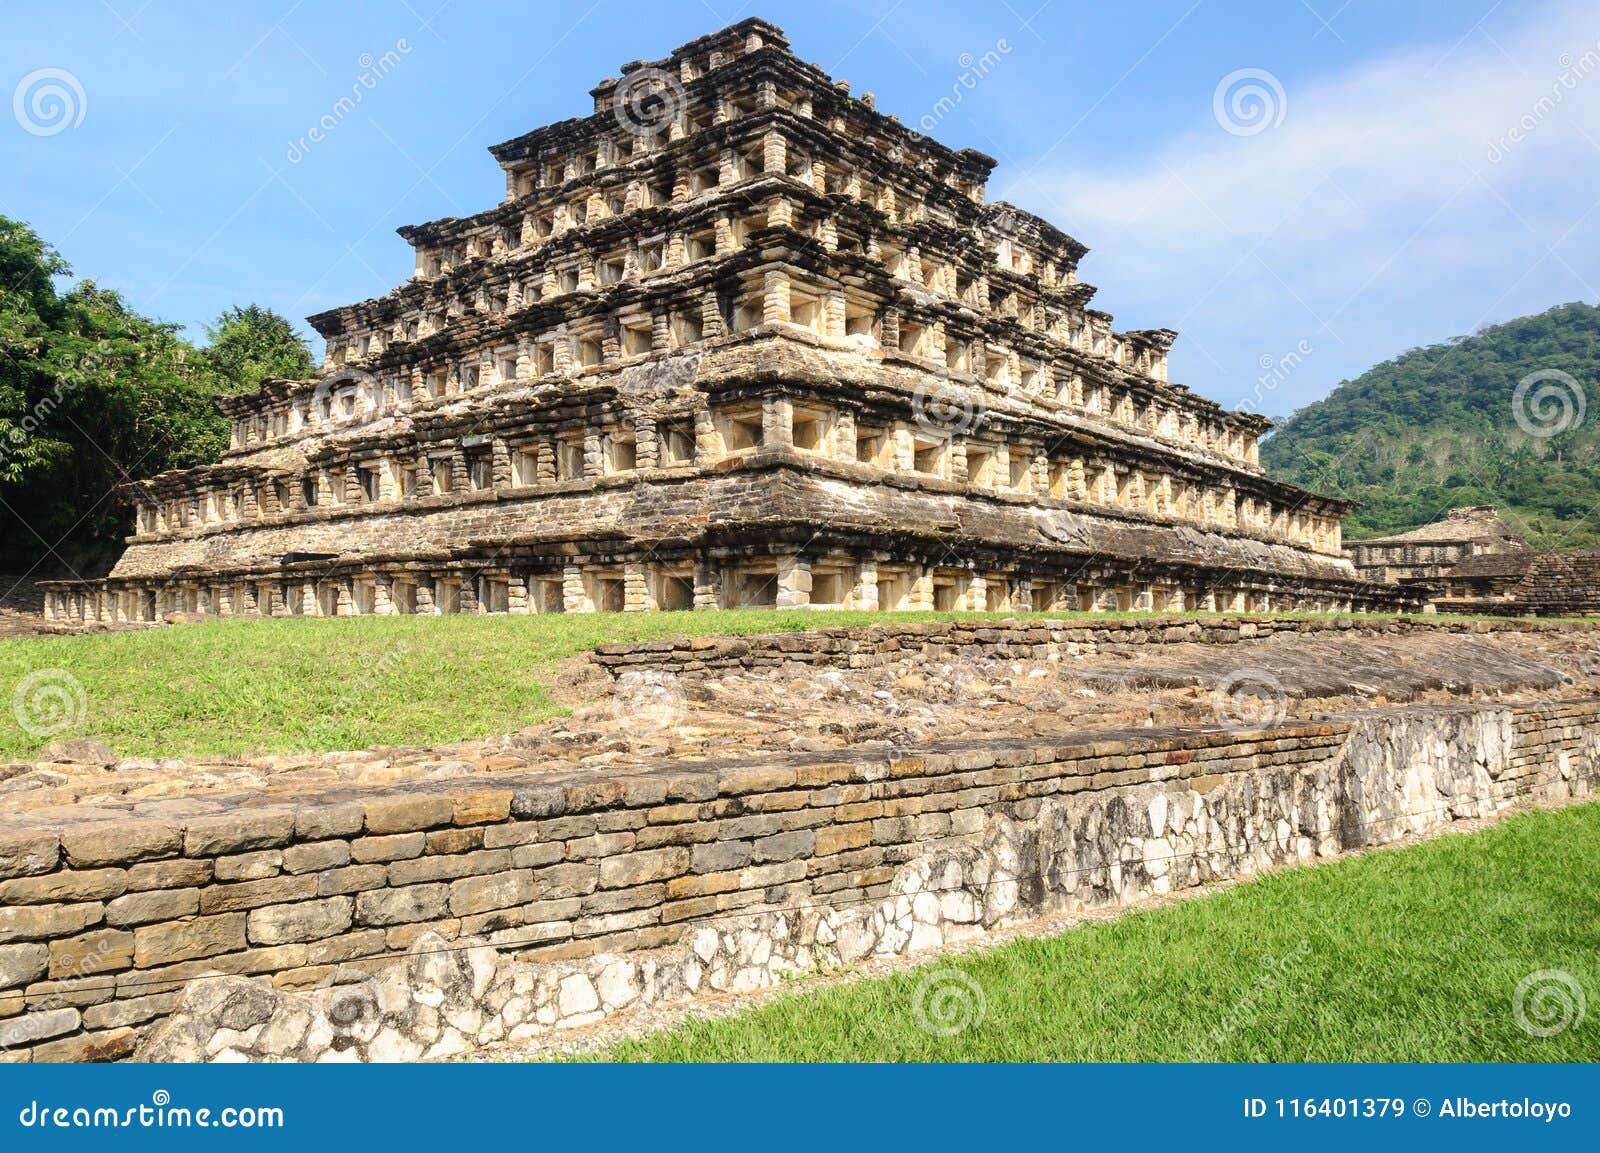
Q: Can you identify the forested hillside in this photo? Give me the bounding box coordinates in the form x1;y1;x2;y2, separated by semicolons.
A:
1261;302;1600;546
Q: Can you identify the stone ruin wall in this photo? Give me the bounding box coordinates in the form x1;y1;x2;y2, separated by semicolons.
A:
1;691;1595;1062
588;613;1591;678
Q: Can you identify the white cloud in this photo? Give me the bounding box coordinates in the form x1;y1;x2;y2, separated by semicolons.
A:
997;0;1600;409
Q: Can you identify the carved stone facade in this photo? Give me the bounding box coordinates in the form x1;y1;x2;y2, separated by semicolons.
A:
41;19;1409;623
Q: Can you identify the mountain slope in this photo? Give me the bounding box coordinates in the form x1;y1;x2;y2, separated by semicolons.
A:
1260;302;1600;547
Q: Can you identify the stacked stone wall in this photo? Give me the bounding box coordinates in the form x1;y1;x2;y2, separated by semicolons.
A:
1;694;1595;1061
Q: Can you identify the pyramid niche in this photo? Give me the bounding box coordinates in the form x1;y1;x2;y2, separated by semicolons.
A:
43;17;1409;623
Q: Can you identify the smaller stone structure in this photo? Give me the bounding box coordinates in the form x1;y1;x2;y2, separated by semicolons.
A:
1347;505;1529;584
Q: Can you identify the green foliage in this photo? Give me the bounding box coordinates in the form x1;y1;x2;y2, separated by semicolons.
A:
0;216;308;572
1261;302;1600;546
201;304;314;394
601;803;1600;1062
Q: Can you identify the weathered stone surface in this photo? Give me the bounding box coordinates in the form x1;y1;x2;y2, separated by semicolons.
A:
183;810;296;857
0;868;126;905
0;1006;79;1047
214;850;284;882
60;821;178;867
281;841;351;874
105;889;200;928
0;830;58;879
0;903;102;944
598;849;690;889
125;859;212;893
32;1026;137;1062
37;738;115;766
351;833;426;863
199;876;316;914
0;943;48;990
133;914;248;967
448;871;534;917
355;885;449;927
364;795;454;835
47;929;135;978
247;898;354;946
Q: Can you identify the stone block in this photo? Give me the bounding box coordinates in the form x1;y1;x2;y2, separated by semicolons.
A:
317;865;389;897
690;840;752;874
665;870;741;900
199;875;316;914
814;822;872;856
424;827;482;855
125;858;212;892
448;870;535;916
451;790;513;825
598;848;689;888
350;833;426;863
47;929;134;978
509;842;563;869
0;830;59;879
0;902;102;944
0;944;47;990
0;1006;79;1048
363;794;454;834
82;991;179;1031
281;840;351;874
0;868;126;905
32;1026;137;1063
751;830;814;863
105;888;200;928
294;802;364;841
183;810;296;856
133;913;247;967
247;897;354;946
354;884;449;927
61;820;179;867
213;850;284;882
529;863;598;900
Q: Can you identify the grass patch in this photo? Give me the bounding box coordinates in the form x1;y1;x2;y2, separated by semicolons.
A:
1;608;1590;759
602;803;1600;1062
2;609;1033;759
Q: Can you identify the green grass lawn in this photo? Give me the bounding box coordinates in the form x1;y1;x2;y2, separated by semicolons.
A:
602;802;1600;1062
0;609;1042;759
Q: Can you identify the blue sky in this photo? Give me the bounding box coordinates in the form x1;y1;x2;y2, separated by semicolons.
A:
2;0;1596;419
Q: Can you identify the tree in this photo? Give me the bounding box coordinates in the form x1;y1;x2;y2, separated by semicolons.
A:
200;304;315;394
0;215;241;573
